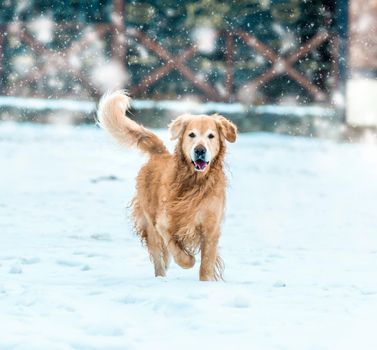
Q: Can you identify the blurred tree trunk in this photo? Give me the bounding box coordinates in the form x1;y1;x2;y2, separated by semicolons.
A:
347;0;377;127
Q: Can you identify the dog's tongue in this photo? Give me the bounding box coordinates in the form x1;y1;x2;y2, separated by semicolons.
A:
194;159;207;171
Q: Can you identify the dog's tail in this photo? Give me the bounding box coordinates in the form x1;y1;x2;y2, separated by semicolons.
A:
97;90;168;156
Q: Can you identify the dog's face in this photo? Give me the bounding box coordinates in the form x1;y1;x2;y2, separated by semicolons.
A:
169;114;237;173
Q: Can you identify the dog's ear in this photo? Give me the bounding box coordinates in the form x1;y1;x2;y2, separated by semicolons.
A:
169;114;189;140
213;114;237;143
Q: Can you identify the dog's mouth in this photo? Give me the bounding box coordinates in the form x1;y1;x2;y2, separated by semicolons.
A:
192;159;209;172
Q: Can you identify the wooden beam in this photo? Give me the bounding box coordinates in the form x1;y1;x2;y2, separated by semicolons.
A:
132;30;221;101
329;33;340;94
236;30;278;63
111;0;126;63
224;31;234;101
285;66;326;101
335;0;349;122
19;30;51;56
0;25;6;94
236;29;330;101
286;31;329;65
131;46;197;96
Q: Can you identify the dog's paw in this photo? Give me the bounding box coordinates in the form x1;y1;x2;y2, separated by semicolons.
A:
175;252;195;269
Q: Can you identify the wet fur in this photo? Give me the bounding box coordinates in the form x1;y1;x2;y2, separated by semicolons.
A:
97;91;237;281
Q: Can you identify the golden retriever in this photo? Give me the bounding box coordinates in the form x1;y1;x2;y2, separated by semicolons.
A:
97;91;237;281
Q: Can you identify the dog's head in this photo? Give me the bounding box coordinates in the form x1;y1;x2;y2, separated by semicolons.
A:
169;114;237;173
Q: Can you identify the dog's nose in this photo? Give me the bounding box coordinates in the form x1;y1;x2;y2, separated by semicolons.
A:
194;145;206;158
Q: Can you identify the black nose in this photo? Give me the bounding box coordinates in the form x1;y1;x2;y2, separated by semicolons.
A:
194;145;206;158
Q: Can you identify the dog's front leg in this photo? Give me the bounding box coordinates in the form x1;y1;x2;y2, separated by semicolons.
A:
200;226;222;281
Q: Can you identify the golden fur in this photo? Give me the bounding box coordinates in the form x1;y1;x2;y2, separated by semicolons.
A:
97;91;237;281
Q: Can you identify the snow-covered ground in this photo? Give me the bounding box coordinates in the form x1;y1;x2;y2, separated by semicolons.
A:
1;121;377;350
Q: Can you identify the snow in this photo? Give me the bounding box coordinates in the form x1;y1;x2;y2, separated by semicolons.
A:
90;60;130;93
347;78;377;127
12;55;35;77
1;121;377;350
191;25;218;54
27;16;54;44
0;96;335;117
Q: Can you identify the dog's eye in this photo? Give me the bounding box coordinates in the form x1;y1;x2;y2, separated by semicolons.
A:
188;132;196;138
208;133;215;139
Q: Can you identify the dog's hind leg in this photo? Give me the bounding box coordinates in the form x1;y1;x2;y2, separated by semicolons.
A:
146;222;170;277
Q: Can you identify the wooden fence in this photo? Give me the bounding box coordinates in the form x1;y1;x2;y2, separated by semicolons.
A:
0;0;346;105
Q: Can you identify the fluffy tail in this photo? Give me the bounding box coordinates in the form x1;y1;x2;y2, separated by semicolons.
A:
97;91;168;155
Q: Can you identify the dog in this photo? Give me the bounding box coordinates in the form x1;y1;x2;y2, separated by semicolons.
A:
97;91;237;281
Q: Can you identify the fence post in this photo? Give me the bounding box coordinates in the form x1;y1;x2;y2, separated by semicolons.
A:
335;0;349;123
225;31;234;102
0;24;6;95
111;0;126;64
